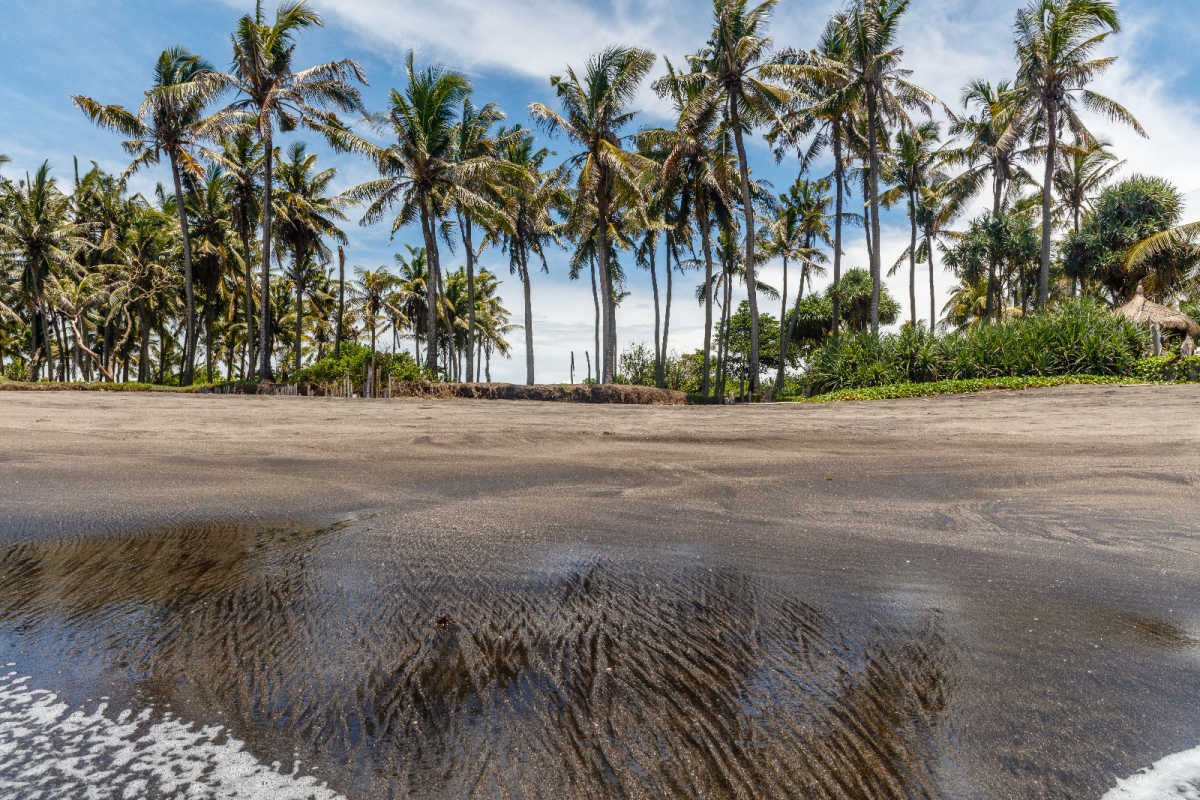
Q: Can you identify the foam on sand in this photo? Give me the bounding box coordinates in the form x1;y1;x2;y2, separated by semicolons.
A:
0;667;345;800
1101;745;1200;800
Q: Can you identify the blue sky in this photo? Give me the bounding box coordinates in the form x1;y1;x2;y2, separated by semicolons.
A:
3;0;1199;382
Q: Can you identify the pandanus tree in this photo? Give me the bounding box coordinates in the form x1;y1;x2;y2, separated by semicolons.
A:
217;0;366;380
74;47;222;384
1008;0;1144;309
530;46;656;383
271;142;346;372
339;54;502;378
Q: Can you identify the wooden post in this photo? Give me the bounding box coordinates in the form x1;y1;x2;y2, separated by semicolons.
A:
570;351;575;385
1152;323;1162;357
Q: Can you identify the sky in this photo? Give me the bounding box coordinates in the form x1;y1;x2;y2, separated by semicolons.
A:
3;0;1199;383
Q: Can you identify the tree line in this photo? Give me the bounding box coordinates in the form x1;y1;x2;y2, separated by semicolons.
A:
5;0;1195;397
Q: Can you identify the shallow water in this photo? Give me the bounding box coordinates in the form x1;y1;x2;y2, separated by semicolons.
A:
0;517;1197;799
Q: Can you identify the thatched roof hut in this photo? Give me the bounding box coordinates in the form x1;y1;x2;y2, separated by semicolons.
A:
1113;283;1200;337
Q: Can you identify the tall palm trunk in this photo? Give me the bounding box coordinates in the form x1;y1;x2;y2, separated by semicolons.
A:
169;149;197;385
237;207;255;381
520;244;534;385
775;253;794;390
596;171;614;382
138;307;151;383
908;188;918;327
865;85;884;335
926;229;937;333
294;247;305;375
459;213;477;381
258;127;275;381
589;252;600;384
831;119;845;339
1038;99;1057;310
335;246;345;357
662;233;674;390
699;207;716;397
986;175;1003;322
649;238;662;386
419;195;440;375
729;94;760;395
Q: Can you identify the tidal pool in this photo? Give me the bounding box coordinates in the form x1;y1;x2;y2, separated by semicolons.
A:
0;516;1196;799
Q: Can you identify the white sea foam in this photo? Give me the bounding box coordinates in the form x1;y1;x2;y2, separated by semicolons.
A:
1101;745;1200;800
0;668;345;800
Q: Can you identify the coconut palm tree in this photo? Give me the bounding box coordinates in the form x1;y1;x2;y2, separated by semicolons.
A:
271;142;347;372
804;1;940;334
349;265;399;393
652;56;737;396
491;128;568;385
671;0;798;395
881;120;941;327
914;178;962;332
394;245;430;364
451;98;507;382
765;175;828;390
530;46;656;383
0;163;87;380
1009;0;1144;309
74;47;222;384
212;131;263;377
219;0;365;379
1054;139;1123;235
339;54;502;378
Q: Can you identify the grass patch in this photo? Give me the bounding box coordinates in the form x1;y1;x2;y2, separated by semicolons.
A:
782;374;1158;403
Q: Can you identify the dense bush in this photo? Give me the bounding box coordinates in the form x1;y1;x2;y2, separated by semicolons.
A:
1130;355;1200;383
805;299;1149;395
293;343;427;389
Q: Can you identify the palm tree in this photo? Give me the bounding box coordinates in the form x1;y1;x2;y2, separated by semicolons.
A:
674;0;796;395
881;120;940;327
652;56;737;396
1010;0;1144;309
349;266;399;393
765;175;828;389
914;179;962;332
1054;139;1122;235
74;47;222;384
0;163;87;380
185;165;239;382
491;128;567;385
808;1;940;334
451;98;506;382
340;54;501;378
530;46;656;383
220;0;365;380
213;131;263;377
394;245;430;364
271;142;346;372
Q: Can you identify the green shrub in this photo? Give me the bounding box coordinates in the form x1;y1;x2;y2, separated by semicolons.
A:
805;300;1149;394
1130;355;1200;383
293;343;428;390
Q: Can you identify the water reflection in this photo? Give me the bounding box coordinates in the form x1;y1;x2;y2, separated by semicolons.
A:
0;521;955;798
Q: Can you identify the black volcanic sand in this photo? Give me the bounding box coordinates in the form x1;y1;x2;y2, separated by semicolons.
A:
0;386;1198;799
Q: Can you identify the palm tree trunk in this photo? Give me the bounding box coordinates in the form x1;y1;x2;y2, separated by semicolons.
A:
169;149;197;386
1038;99;1057;310
294;265;304;375
866;85;884;335
649;238;662;386
832;119;844;339
335;245;345;358
775;254;792;390
237;207;255;381
908;189;918;327
459;212;477;382
926;230;937;334
419;195;440;376
521;245;534;385
662;233;674;389
258;126;275;381
596;173;614;382
729;94;760;395
699;207;716;397
138;307;151;383
589;252;600;384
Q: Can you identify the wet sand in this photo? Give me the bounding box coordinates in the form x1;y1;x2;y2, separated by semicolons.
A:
0;386;1198;798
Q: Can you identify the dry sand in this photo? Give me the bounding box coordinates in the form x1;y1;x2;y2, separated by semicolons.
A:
0;385;1198;798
